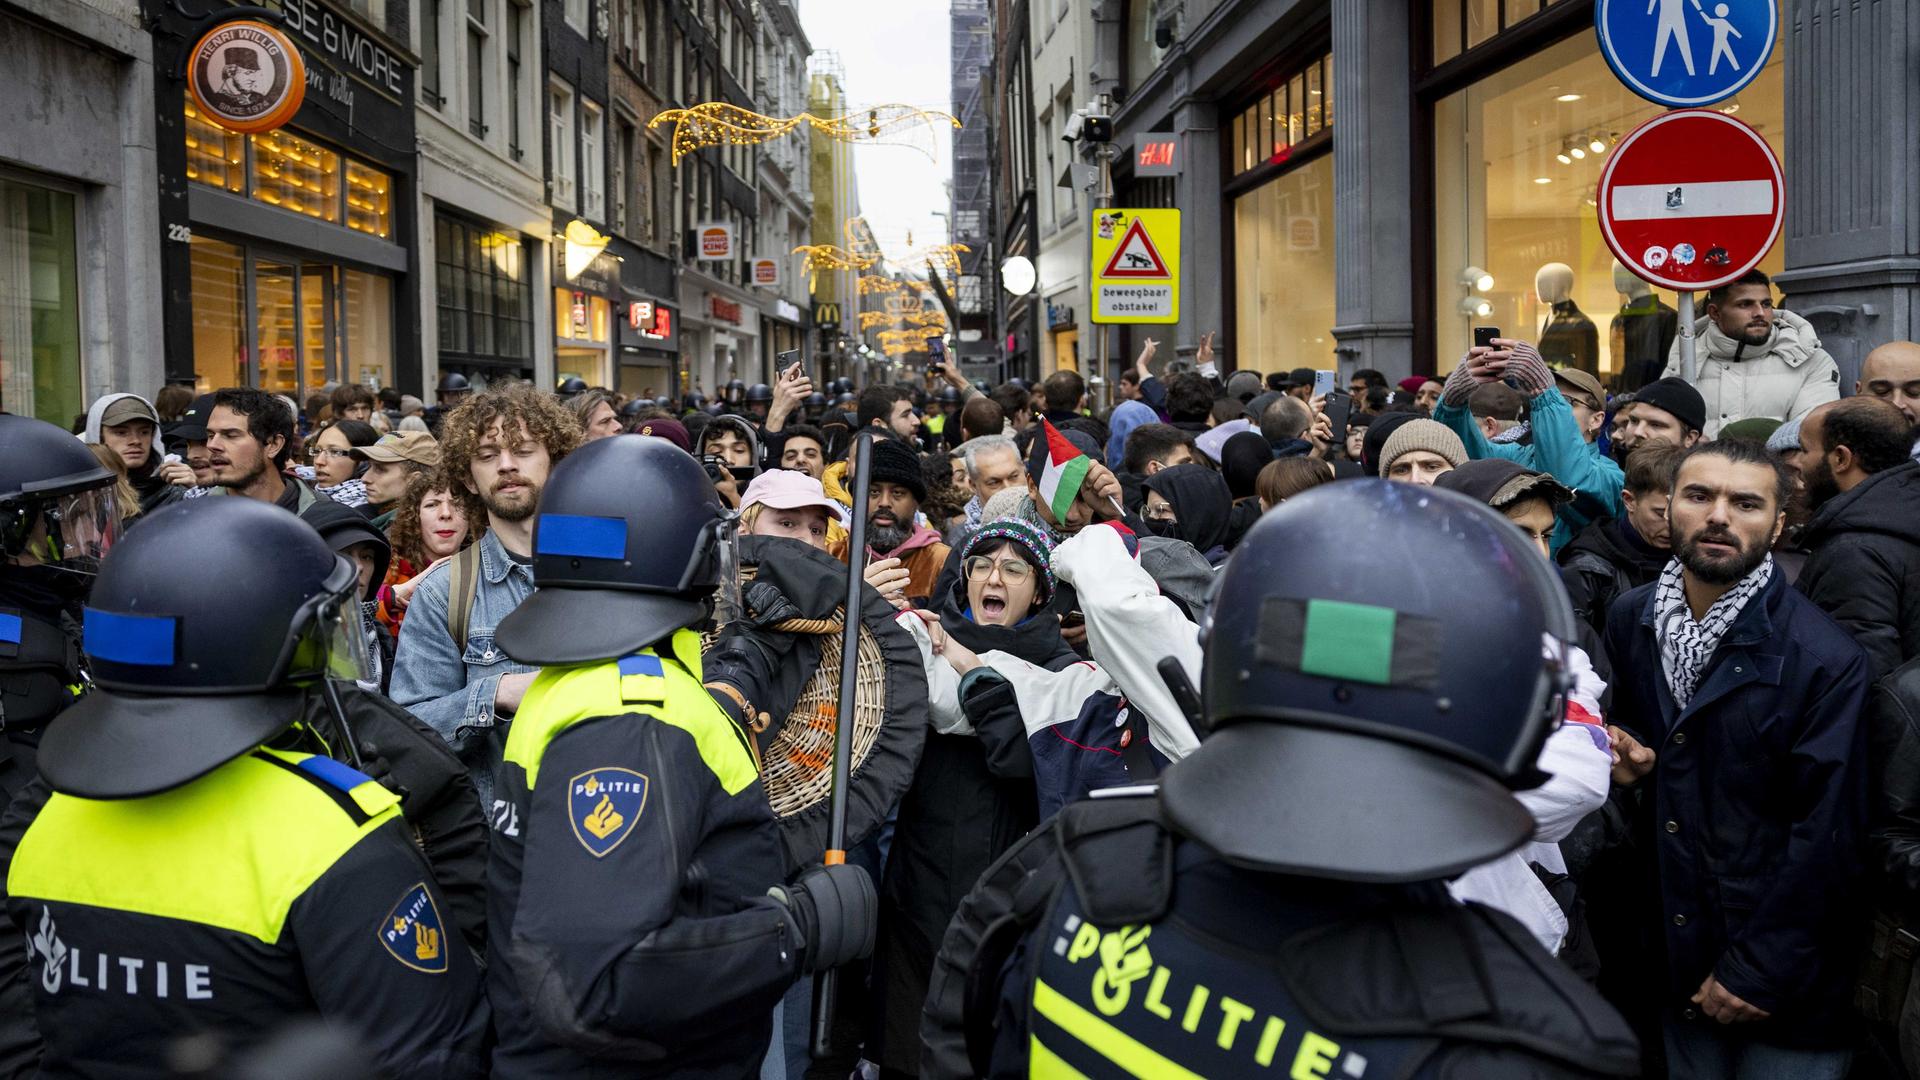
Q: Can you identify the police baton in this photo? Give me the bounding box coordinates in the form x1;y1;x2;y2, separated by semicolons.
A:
811;432;872;1058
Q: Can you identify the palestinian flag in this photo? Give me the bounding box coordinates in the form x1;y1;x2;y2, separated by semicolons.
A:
1028;419;1091;522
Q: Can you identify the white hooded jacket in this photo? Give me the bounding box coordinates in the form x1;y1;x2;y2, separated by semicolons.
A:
1661;307;1840;438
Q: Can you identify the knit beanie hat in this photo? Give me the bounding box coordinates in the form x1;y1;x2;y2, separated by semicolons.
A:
960;516;1057;607
1379;419;1468;474
1766;415;1805;455
1720;417;1782;445
862;435;926;503
1633;377;1707;435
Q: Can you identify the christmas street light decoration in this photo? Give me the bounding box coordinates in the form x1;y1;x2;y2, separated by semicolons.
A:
858;275;905;296
647;101;960;165
858;311;896;331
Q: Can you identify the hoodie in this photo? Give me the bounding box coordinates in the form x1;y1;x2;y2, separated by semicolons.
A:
830;521;951;608
699;414;762;476
84;393;183;517
1662;307;1841;438
1141;463;1233;564
1558;516;1669;636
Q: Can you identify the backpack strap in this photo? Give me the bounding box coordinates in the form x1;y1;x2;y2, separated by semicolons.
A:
444;544;482;654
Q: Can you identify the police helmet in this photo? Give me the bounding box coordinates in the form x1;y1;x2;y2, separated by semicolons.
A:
724;379;747;400
654;396;676;409
617;398;650;420
437;371;471;394
745;382;775;405
936;386;962;405
40;498;366;798
804;391;829;410
495;436;731;665
831;377;854;395
0;414;119;571
833;392;856;406
557;377;589;397
1160;480;1577;885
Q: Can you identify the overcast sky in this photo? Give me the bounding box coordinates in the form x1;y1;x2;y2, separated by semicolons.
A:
796;0;954;264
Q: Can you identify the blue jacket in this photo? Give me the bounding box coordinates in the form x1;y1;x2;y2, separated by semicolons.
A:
1434;386;1623;553
390;530;538;808
1603;571;1869;1047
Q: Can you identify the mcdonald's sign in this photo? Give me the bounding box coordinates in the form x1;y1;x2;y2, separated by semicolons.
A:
812;302;841;325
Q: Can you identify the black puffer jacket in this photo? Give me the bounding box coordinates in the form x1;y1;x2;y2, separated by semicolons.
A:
1796;459;1920;679
1558;517;1669;636
870;576;1075;1074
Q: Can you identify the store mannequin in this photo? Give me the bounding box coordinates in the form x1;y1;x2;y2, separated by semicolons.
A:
1609;260;1678;392
1535;262;1599;376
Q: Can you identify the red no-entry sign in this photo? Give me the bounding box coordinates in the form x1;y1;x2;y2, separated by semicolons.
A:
1597;109;1784;292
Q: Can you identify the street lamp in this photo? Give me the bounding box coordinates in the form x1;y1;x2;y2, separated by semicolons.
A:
999;255;1037;296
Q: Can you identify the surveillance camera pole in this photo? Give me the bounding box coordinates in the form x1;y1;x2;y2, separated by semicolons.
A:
1085;93;1116;412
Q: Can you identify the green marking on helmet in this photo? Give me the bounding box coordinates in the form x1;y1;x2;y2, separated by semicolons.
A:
1299;599;1396;686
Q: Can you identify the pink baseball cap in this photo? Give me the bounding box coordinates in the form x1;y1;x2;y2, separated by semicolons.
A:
739;469;849;525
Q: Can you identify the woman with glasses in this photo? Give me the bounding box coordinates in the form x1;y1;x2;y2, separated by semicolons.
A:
306;419;380;506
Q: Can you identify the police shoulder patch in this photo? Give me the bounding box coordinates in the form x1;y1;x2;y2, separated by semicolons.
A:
568;767;649;858
377;882;448;974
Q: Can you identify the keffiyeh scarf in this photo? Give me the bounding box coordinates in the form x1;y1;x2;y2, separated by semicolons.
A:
1653;554;1773;708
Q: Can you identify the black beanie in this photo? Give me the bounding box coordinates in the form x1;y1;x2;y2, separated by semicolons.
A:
863;435;926;503
1633;377;1707;434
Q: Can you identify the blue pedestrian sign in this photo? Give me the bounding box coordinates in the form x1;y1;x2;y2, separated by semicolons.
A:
1596;0;1777;108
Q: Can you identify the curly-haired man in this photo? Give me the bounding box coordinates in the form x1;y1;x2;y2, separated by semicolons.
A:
391;385;580;803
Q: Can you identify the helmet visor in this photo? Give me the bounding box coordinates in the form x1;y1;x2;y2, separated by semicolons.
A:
280;556;374;687
323;598;377;687
47;486;119;569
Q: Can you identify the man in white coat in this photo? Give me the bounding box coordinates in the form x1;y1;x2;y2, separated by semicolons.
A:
1663;270;1840;438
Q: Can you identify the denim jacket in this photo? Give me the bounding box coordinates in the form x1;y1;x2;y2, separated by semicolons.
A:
390;530;537;806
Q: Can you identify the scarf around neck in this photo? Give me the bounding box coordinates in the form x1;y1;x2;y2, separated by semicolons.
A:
1653;554;1773;708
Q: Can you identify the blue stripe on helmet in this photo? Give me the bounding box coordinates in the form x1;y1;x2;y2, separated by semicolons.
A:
83;608;179;666
536;514;628;560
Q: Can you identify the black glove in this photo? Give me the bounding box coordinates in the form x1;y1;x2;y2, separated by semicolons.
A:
743;580;801;629
771;862;876;973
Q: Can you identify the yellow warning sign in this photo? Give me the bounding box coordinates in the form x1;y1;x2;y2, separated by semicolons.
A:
1091;208;1180;325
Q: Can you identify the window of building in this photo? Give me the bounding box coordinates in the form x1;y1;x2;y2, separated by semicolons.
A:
343;0;387;27
550;81;577;210
1230;52;1332;177
0;175;83;425
1234;155;1337;373
1430;29;1784;384
1433;0;1563;67
187;235;244;393
613;119;633;234
186;104;394;238
506;3;525;159
581;101;605;221
466;0;489;139
1125;0;1168;94
564;0;587;34
435;212;532;364
420;0;444;107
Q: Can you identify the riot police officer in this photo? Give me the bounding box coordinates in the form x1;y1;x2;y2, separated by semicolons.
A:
802;390;830;423
486;435;875;1078
557;376;589;399
922;482;1641;1079
0;497;487;1077
0;416;118;780
743;382;775;425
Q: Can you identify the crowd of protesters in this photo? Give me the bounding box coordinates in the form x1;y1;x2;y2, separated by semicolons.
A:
5;264;1920;1079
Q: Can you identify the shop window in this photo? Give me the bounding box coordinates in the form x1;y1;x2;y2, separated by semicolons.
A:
0;177;83;425
436;212;531;362
342;269;394;390
1431;30;1784;386
184;104;394;239
1230;53;1332;178
1234;154;1336;374
188;235;246;392
1434;0;1567;66
345;160;392;238
184;104;246;193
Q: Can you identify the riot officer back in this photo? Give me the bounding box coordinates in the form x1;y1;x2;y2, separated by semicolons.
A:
921;483;1642;1079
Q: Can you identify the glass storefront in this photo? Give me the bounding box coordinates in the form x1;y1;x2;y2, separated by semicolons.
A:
0;176;82;425
1230;51;1336;372
185;104;394;239
187;233;396;395
1432;29;1785;387
555;287;612;385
